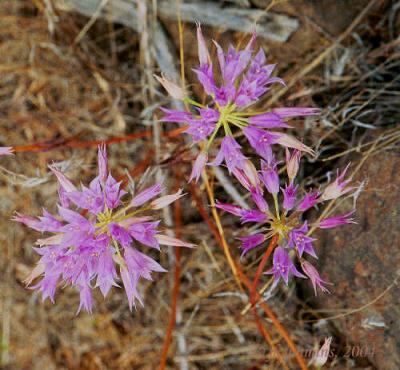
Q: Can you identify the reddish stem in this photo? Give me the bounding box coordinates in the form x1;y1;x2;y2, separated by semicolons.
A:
189;185;308;370
12;126;187;153
159;173;183;370
237;268;308;370
250;235;278;303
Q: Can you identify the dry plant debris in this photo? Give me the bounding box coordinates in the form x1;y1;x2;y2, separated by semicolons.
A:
0;0;399;369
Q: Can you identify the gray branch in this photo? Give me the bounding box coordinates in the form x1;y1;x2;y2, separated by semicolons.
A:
158;1;298;43
56;0;298;44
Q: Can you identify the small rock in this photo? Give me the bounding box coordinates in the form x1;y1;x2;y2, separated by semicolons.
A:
315;149;400;369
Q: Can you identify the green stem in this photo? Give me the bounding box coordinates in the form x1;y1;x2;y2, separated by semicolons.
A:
113;239;123;259
205;121;222;151
229;114;250;123
222;120;233;136
184;97;205;108
227;117;247;129
273;194;280;220
235;110;270;117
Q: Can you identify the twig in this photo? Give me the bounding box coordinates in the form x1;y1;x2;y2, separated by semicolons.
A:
159;172;183;370
12;126;187;153
264;0;379;106
73;0;109;44
202;169;244;292
56;0;298;43
250;235;278;303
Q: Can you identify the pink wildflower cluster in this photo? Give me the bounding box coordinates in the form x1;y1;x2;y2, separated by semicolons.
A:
157;25;318;182
155;25;357;295
14;145;193;313
3;25;359;315
216;150;355;294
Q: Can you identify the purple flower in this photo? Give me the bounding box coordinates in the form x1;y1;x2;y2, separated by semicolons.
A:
77;284;94;314
235;79;260;107
260;157;280;194
131;184;164;207
67;178;104;214
160;108;193;123
238;234;266;257
186;119;215;142
198;107;220;123
121;247;167;309
297;190;320;212
288;222;317;258
109;222;132;247
232;160;261;191
250;188;269;212
248;113;290;129
215;200;267;224
215;201;245;217
241;209;268;224
265;247;305;285
209;136;247;173
301;261;331;295
193;63;215;95
282;183;298;211
159;26;318;179
128;221;160;249
243;126;275;160
216;154;356;290
0;146;14;156
14;145;194;313
319;211;355;229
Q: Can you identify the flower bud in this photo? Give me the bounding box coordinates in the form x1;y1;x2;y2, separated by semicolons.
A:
312;337;332;367
98;143;108;183
150;189;185;209
196;22;211;66
275;133;315;156
154;75;186;100
285;148;301;181
49;166;77;192
156;234;195;248
189;152;207;183
131;184;164;207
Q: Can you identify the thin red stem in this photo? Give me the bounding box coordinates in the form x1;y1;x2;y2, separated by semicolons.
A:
251;235;278;303
189;185;308;370
12;126;187;153
159;173;183;370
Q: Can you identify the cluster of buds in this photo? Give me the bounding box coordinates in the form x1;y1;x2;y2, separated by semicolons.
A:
216;150;354;294
157;25;318;182
14;145;194;313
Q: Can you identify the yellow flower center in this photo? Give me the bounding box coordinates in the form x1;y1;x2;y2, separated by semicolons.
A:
271;218;291;241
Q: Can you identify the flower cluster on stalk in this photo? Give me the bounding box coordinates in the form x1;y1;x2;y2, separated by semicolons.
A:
157;25;319;182
216;150;355;294
14;145;194;313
